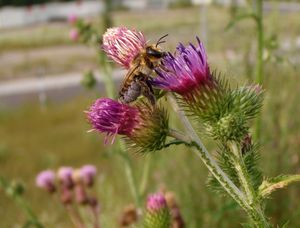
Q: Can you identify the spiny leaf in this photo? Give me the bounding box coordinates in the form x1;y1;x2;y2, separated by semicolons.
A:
258;174;300;198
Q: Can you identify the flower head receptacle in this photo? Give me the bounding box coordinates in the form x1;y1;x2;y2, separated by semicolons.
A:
87;98;169;153
102;27;146;68
144;193;171;228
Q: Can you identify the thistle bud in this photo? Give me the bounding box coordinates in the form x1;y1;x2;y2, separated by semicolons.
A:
57;167;74;189
36;170;56;193
87;98;169;153
144;193;171;228
102;27;146;68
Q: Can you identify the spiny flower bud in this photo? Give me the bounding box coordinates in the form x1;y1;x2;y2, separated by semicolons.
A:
102;27;146;68
36;170;56;193
144;193;171;228
80;165;97;187
57;167;74;189
87;98;169;153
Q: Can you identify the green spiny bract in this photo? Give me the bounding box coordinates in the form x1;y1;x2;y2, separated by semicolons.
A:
124;102;169;154
179;74;263;142
144;207;171;228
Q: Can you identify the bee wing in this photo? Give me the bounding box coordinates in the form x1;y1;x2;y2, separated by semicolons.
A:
120;64;141;89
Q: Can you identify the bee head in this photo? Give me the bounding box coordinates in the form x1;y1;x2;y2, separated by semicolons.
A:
146;45;166;59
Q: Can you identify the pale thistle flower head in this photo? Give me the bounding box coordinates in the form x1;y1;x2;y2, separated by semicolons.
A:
68;14;78;24
80;165;97;187
57;167;74;189
69;28;79;41
102;27;146;68
87;98;169;153
36;170;56;193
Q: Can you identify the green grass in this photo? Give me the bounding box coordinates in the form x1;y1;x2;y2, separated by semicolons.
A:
1;4;300;227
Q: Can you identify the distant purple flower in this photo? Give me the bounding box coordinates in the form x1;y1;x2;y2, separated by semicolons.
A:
69;28;79;41
57;167;74;189
154;37;212;96
68;14;78;24
147;193;168;212
36;170;56;193
80;165;97;187
87;98;139;143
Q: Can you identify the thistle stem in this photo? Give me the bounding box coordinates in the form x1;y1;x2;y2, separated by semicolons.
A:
117;140;142;209
254;0;264;141
229;142;256;204
167;94;270;227
139;155;152;196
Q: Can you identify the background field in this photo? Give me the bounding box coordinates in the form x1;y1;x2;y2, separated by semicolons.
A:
1;5;300;227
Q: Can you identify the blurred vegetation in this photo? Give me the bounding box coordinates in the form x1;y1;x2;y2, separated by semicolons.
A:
0;4;300;227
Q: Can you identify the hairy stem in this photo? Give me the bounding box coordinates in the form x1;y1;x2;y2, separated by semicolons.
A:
229;142;256;204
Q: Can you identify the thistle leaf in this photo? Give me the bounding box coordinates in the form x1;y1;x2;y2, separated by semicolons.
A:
258;174;300;198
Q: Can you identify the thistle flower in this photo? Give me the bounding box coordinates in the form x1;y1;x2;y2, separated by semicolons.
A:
154;37;213;96
144;193;171;228
68;14;78;24
36;170;56;193
69;28;79;41
57;167;74;189
80;165;97;187
102;27;146;68
87;98;169;153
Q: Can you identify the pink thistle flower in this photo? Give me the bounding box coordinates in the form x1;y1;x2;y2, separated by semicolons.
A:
57;167;74;189
68;14;78;24
102;27;147;68
87;98;169;153
87;98;139;143
69;28;79;41
36;170;56;193
147;193;168;212
154;37;213;96
80;165;97;187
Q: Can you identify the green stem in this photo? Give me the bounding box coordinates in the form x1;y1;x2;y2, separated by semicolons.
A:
117;140;142;209
229;142;256;204
254;0;264;141
139;155;152;197
15;196;43;228
98;53;116;98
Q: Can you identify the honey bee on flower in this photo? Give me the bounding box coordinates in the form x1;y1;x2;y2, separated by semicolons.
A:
102;27;168;105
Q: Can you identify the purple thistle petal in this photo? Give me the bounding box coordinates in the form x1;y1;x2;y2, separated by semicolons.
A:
153;38;211;96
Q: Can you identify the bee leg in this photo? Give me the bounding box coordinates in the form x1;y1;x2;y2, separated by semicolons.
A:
136;79;156;105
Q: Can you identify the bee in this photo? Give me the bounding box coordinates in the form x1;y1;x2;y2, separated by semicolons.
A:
119;34;169;105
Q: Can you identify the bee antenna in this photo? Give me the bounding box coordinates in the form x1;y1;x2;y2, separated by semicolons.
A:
156;34;169;47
